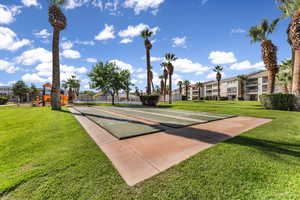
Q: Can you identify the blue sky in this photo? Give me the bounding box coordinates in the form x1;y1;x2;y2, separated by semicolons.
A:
0;0;292;91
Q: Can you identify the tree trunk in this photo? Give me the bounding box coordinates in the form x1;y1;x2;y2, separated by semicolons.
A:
292;49;300;96
283;85;289;94
241;82;244;100
146;48;151;95
51;29;61;110
164;78;167;102
198;88;200;100
267;69;276;94
111;92;115;105
186;87;188;100
217;80;220;101
169;75;172;104
126;90;129;101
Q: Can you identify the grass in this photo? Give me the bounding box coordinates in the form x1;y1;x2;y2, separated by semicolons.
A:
1;101;300;199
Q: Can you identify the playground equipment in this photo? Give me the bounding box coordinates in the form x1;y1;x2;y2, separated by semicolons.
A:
42;83;68;106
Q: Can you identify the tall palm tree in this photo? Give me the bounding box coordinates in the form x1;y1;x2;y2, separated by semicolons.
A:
277;0;300;96
248;18;280;94
161;62;168;102
195;82;203;100
141;29;153;95
159;75;165;95
48;0;67;110
237;75;248;100
277;59;293;94
213;65;223;101
165;53;177;104
177;81;183;96
183;80;191;100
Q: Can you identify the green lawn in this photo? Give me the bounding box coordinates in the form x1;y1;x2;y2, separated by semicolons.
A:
1;101;300;200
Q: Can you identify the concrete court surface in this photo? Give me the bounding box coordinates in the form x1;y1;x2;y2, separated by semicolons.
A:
69;107;272;186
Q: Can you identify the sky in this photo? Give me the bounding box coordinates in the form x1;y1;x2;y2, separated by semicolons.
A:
0;0;293;91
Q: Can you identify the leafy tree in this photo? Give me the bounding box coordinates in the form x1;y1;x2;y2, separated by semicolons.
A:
62;75;80;102
82;90;96;96
183;80;191;100
177;81;183;96
88;62;131;105
141;29;153;95
277;59;293;94
47;0;67;110
29;84;40;101
120;69;133;101
248;18;280;94
213;65;224;101
12;81;29;103
165;53;177;104
237;75;248;100
195;82;203;100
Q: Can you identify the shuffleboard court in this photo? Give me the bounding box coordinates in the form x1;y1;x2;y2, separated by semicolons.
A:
98;106;205;128
133;107;234;121
74;107;163;139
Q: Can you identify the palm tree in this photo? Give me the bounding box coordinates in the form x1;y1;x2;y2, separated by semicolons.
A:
195;82;203;100
237;75;248;100
62;75;80;103
177;81;183;96
277;0;300;96
159;75;165;95
277;59;293;94
165;53;177;104
248;18;280;94
48;0;67;110
161;62;168;102
213;65;223;101
141;29;153;95
183;80;191;100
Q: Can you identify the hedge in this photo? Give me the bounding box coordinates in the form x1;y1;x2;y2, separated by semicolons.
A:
260;93;295;111
0;97;9;105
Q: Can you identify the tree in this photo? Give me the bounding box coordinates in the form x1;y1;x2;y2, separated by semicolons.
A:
120;69;133;101
159;75;165;95
277;59;293;94
195;82;203;100
29;84;40;101
183;80;191;100
277;0;300;96
62;75;80;103
248;18;280;94
237;75;248;100
82;90;96;96
161;62;168;102
12;81;29;103
177;81;183;96
141;29;153;95
48;0;67;110
165;53;177;104
213;65;223;101
88;62;131;105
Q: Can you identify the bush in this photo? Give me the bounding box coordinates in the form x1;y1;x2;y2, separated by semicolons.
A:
0;97;9;105
140;94;160;106
260;93;296;111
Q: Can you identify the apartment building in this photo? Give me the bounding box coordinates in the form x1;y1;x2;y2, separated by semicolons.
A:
0;86;13;97
187;71;282;101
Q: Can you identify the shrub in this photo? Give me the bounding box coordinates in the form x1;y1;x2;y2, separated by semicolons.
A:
140;94;160;106
260;93;296;111
0;97;9;105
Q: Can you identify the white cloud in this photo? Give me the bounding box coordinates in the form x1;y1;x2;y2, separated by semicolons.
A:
172;36;186;48
0;27;31;51
74;40;95;46
0;60;18;73
86;58;97;63
61;41;73;50
34;29;50;39
231;28;246;34
120;38;133;44
142;56;163;62
95;24;115;41
92;0;120;15
124;0;165;15
172;58;209;74
62;49;81;59
21;0;41;7
118;23;159;38
206;72;226;80
16;48;52;65
22;73;48;83
230;61;264;70
64;0;88;10
209;51;237;64
0;4;21;24
109;59;133;72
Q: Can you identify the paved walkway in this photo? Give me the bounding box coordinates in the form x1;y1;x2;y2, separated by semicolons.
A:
70;107;272;186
